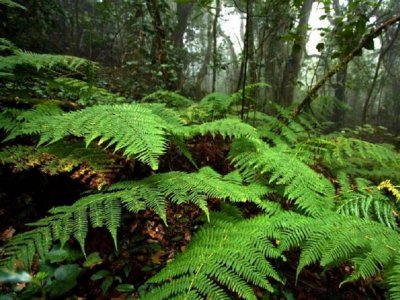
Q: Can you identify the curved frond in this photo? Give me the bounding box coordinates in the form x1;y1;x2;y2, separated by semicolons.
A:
141;211;285;300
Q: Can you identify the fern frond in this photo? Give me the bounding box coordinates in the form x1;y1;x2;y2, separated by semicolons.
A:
55;77;126;106
0;50;92;74
0;0;25;9
0;168;268;270
0;142;116;188
7;104;168;170
198;92;232;116
386;254;400;299
295;136;398;170
335;173;398;228
379;180;400;202
142;211;285;300
280;213;400;285
230;138;335;216
187;118;259;140
256;105;317;146
141;90;193;108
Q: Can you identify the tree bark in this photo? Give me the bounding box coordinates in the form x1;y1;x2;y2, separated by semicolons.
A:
173;2;194;90
195;13;213;95
279;0;314;107
211;0;221;92
146;0;172;88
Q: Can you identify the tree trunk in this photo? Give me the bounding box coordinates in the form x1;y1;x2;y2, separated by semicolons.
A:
211;0;221;92
195;13;213;95
331;65;348;124
279;0;314;107
146;0;172;89
173;2;194;90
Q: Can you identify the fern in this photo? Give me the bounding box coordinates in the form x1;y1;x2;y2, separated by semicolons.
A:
335;172;398;228
141;210;285;300
379;180;400;202
386;255;400;299
5;104;168;170
198;92;232;118
0;0;25;10
0;168;269;270
0;142;116;189
0;104;63;140
141;90;193;108
298;136;397;167
55;77;126;106
280;212;400;299
230;138;335;215
186;118;259;140
0;50;92;75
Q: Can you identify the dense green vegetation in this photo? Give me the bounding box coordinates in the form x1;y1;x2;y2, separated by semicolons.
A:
0;0;400;299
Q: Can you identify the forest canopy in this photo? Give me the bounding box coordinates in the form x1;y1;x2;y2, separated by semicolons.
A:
0;0;400;299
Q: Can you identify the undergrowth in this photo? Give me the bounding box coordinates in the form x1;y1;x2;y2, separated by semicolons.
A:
1;30;400;300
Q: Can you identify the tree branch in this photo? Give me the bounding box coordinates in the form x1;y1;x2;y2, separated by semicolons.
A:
293;14;400;118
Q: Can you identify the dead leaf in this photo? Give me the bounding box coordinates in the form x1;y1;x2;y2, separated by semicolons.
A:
1;227;15;241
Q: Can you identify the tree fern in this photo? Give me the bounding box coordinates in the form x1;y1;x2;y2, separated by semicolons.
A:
141;210;285;300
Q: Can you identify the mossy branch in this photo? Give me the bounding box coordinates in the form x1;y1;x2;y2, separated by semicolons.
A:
293;14;400;117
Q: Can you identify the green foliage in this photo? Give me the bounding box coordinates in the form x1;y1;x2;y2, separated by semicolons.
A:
141;90;193;108
197;92;232;118
230;138;335;216
2;70;400;298
4;104;168;170
141;209;284;300
186;118;259;140
280;212;400;299
0;0;25;9
0;49;92;78
0;168;268;270
335;172;398;228
54;77;126;106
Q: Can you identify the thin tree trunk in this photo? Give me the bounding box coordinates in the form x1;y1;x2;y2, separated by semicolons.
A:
195;13;213;95
212;0;221;92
